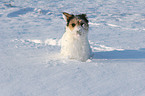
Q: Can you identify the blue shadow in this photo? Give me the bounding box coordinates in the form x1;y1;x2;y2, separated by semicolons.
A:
7;7;52;17
93;48;145;59
7;7;34;17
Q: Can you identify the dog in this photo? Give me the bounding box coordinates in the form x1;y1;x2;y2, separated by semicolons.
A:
61;12;92;62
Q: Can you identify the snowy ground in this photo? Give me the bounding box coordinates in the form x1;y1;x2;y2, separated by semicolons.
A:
0;0;145;96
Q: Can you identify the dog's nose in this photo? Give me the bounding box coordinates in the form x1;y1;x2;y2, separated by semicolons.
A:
77;31;81;35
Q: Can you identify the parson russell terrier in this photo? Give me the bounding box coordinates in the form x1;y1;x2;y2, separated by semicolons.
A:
61;12;92;62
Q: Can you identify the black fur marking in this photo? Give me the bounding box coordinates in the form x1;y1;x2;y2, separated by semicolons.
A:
76;14;89;23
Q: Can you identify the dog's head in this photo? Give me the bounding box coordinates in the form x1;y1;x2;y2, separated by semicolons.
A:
63;12;89;36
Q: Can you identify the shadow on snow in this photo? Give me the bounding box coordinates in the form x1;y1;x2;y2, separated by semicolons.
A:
7;7;52;18
7;7;34;17
93;48;145;59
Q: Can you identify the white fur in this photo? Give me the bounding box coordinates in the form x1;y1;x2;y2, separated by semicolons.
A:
61;25;92;62
62;14;67;22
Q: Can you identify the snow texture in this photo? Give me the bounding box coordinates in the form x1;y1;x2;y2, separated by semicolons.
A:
0;0;145;96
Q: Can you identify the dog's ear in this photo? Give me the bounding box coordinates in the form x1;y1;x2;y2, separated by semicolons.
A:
81;14;87;17
62;12;74;22
79;14;89;23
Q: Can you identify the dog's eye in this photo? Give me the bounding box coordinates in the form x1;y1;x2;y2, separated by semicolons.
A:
72;23;76;27
81;23;84;26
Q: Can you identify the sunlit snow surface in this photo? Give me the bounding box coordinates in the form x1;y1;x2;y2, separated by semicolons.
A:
0;0;145;96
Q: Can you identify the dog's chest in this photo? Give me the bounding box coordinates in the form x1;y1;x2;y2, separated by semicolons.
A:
61;31;91;61
61;31;87;50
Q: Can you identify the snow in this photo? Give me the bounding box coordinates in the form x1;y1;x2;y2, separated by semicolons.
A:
0;0;145;96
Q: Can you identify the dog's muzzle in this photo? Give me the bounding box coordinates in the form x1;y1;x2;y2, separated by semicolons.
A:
77;31;82;35
75;26;83;36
